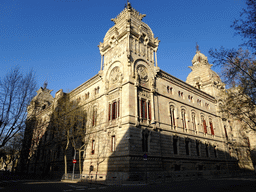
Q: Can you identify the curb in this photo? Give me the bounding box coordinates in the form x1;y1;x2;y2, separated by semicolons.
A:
61;179;81;183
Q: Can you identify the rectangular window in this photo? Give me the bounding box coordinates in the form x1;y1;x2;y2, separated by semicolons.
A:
92;140;95;154
214;146;217;158
112;101;116;120
196;141;200;156
173;138;178;155
142;132;149;152
141;99;147;120
185;140;189;155
205;144;209;157
108;103;111;121
111;136;115;152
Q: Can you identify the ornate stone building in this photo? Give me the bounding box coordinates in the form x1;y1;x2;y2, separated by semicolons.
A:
19;3;254;182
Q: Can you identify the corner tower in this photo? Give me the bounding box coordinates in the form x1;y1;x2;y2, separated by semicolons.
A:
186;47;225;97
98;3;160;85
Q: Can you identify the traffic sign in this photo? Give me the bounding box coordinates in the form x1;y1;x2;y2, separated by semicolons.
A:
73;159;77;164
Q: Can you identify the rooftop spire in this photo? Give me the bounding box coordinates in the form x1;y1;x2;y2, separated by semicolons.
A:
196;42;200;52
125;0;131;9
43;80;48;89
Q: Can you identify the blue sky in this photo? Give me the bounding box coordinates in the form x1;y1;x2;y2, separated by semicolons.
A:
0;0;246;97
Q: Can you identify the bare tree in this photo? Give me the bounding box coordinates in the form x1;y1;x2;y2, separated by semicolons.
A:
231;0;256;54
50;94;91;175
0;67;37;149
209;0;256;132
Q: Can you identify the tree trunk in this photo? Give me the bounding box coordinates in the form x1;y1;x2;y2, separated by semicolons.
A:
64;151;67;175
79;149;81;175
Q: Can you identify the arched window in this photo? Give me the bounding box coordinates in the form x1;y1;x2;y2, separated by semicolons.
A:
209;119;214;135
201;116;207;134
191;112;196;131
181;109;186;129
170;105;175;127
82;112;87;132
170;87;173;94
92;107;97;127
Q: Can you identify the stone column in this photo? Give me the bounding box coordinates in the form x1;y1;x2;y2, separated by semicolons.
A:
100;55;103;71
154;50;158;67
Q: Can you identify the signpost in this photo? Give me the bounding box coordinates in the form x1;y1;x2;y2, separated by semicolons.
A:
72;149;76;181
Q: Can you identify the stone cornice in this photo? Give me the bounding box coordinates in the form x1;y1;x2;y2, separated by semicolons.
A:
69;74;102;98
159;70;216;103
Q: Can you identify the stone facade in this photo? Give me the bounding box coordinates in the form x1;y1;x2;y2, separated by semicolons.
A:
18;3;255;182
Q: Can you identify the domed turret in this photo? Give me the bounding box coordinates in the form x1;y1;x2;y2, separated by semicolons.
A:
186;45;225;97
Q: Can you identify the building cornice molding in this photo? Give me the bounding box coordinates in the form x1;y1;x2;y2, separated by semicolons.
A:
159;70;216;103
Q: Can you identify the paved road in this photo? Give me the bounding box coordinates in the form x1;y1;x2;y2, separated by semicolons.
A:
0;177;256;192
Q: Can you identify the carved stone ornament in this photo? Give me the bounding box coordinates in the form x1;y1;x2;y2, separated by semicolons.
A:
137;65;148;82
110;67;122;84
138;91;150;98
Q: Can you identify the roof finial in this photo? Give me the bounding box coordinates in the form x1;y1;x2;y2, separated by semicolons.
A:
43;80;48;89
196;42;200;52
125;0;131;9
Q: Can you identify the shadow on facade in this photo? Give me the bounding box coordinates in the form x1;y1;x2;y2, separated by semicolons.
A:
17;97;255;182
81;126;255;184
